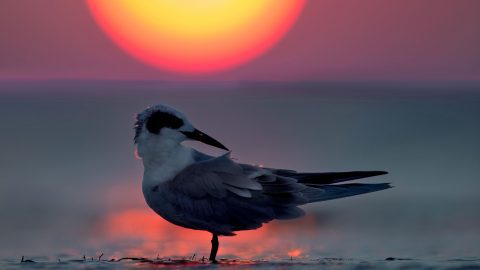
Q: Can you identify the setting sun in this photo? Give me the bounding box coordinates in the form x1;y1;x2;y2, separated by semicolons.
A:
86;0;305;74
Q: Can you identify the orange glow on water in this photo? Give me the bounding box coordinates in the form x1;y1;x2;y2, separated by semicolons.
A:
287;248;303;257
86;0;305;74
90;180;323;259
91;208;320;259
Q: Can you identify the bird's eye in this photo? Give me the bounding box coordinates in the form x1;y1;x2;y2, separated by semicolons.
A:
146;111;184;134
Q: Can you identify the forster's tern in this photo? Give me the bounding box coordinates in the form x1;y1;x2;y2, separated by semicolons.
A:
134;104;390;262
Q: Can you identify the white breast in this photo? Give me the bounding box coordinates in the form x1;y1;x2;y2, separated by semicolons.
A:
142;144;193;187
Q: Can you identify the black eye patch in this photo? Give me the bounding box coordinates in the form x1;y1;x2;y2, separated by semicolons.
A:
146;111;184;134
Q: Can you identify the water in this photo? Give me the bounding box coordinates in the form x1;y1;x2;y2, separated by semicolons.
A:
2;257;480;270
0;80;479;266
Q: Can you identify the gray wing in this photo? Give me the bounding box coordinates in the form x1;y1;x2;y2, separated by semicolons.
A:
163;153;308;235
263;166;391;203
163;153;390;235
264;167;388;185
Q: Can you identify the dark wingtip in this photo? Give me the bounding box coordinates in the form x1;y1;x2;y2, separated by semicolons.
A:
348;182;393;192
368;171;388;176
296;170;389;186
353;170;389;178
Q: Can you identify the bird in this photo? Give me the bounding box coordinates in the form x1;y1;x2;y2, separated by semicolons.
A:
134;104;391;263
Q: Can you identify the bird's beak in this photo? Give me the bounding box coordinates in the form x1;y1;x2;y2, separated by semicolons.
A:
181;129;229;151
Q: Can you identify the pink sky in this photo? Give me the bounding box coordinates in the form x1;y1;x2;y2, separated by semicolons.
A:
0;0;479;81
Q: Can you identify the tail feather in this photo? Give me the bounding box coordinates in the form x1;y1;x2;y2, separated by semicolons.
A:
292;171;388;186
302;183;392;203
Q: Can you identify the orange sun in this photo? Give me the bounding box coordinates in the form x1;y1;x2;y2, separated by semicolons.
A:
86;0;305;74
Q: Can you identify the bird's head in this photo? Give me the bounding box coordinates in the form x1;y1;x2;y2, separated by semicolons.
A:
134;104;228;157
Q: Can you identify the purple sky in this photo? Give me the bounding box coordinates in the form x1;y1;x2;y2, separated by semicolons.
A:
0;0;479;81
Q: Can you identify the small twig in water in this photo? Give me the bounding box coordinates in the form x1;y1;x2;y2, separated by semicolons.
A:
98;253;104;261
83;255;86;261
21;256;35;263
191;253;196;261
117;257;152;262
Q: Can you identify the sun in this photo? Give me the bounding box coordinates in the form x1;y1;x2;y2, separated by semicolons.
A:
86;0;305;74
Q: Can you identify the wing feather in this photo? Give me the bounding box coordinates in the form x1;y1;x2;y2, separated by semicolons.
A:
225;185;252;198
164;153;306;235
162;153;389;236
220;173;263;190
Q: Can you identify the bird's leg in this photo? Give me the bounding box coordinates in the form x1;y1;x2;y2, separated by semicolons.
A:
209;233;219;263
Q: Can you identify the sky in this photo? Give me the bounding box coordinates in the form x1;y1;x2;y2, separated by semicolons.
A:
0;0;479;81
0;0;479;263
